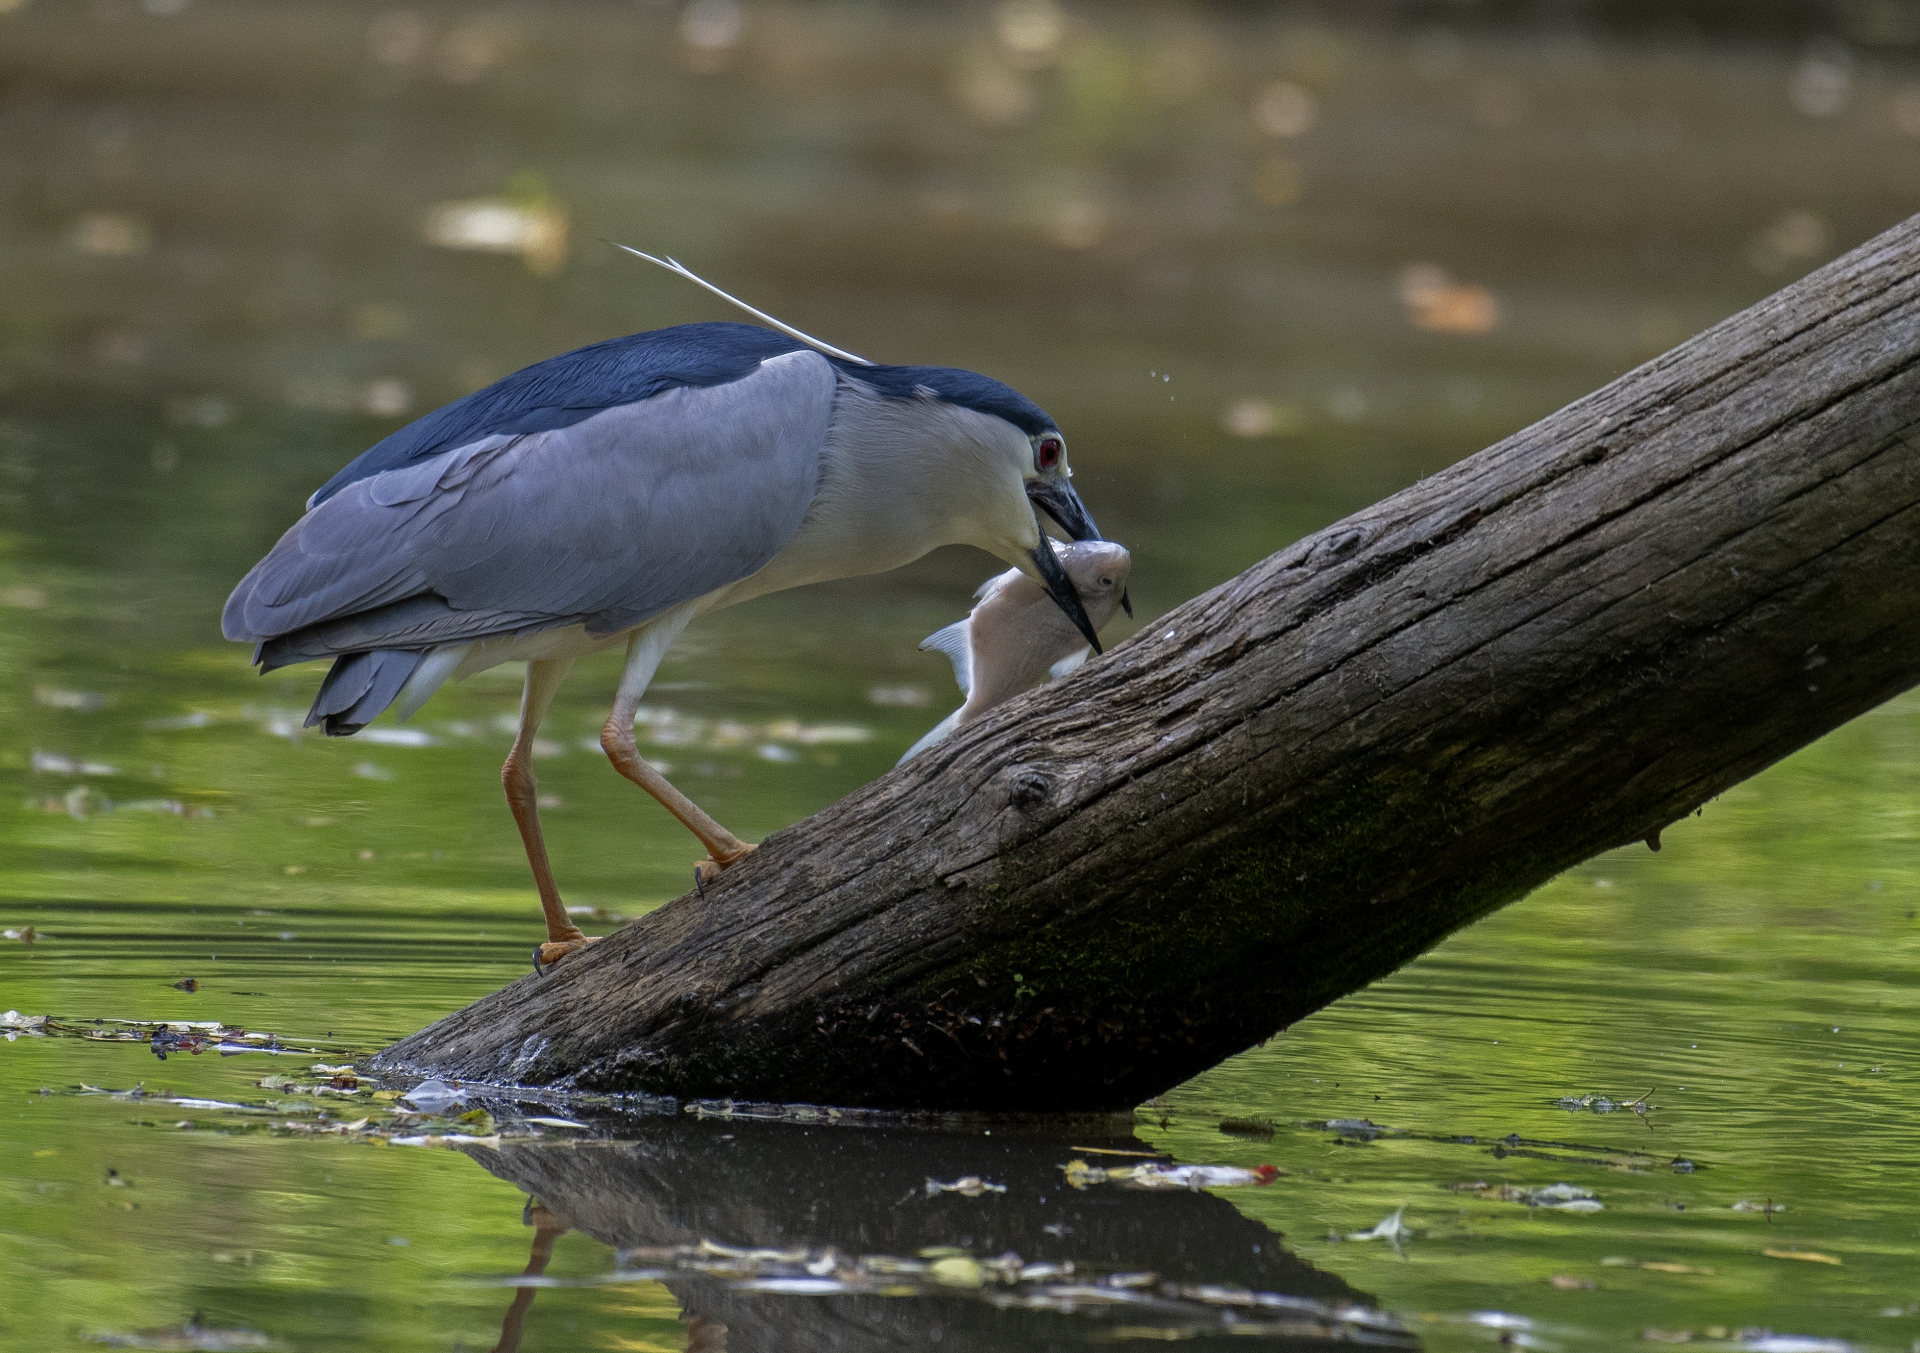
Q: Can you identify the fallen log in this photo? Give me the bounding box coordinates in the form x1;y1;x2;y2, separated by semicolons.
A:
374;213;1920;1111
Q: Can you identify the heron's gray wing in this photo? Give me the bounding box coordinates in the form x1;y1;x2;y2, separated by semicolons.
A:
224;350;835;648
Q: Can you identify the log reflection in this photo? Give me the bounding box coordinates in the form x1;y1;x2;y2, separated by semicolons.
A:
465;1115;1413;1351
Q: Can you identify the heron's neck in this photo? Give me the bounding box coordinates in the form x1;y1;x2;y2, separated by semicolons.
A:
722;379;1031;605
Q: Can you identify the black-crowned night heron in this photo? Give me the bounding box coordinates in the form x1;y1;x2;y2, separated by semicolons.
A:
901;540;1131;763
222;258;1117;968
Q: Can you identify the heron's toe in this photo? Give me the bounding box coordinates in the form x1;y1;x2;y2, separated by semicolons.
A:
692;843;757;895
532;935;599;973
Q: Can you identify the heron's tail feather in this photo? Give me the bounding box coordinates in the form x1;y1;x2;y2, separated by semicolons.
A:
307;650;425;736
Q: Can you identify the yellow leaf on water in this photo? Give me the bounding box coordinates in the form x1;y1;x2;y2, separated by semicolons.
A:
929;1257;984;1289
1763;1248;1841;1265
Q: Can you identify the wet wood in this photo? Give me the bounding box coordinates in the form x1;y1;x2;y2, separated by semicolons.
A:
374;213;1920;1111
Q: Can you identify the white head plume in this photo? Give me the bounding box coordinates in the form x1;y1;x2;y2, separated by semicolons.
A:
611;244;874;367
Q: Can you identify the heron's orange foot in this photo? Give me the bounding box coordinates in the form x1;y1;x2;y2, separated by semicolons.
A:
531;934;598;974
692;843;757;896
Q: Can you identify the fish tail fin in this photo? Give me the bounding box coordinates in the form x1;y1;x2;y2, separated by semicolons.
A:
918;621;973;696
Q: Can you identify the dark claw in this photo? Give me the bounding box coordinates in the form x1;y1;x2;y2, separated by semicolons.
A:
531;946;547;977
695;867;706;899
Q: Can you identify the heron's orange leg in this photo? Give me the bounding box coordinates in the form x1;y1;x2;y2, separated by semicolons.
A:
601;706;756;889
503;658;596;968
490;1202;567;1353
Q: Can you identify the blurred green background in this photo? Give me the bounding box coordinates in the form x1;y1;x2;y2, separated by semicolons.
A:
2;2;1918;1350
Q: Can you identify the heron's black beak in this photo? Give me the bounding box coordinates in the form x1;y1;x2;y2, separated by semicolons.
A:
1027;478;1132;621
1027;479;1100;542
1030;507;1103;655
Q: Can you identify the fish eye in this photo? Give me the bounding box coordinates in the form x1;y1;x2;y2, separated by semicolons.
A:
1035;434;1064;470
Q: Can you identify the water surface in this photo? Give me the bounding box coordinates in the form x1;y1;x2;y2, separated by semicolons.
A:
4;4;1919;1349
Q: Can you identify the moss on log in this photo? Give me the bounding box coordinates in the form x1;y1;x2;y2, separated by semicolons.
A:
374;213;1920;1110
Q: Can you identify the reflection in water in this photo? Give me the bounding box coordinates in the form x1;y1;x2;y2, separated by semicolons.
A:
491;1202;565;1353
5;3;1920;1349
462;1117;1411;1351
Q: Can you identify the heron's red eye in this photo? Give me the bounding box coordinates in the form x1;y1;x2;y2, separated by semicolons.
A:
1036;435;1063;469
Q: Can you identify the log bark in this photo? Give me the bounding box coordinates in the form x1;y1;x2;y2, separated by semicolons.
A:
374;213;1920;1111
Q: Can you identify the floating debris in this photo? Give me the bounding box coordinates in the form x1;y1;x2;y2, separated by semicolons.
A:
1450;1181;1603;1212
1602;1257;1715;1275
463;1236;1410;1342
150;1029;215;1059
30;749;118;776
400;1078;468;1111
0;1014;346;1058
1515;1183;1602;1212
929;1255;985;1287
81;1313;276;1350
1063;1159;1281;1190
25;787;214;820
170;979;197;992
1548;1274;1596;1290
681;1098;853;1124
925;1176;1007;1198
2;1009;49;1038
1346;1207;1410;1244
1554;1088;1655;1119
4;926;37;944
1068;1146;1168;1159
1762;1248;1840;1265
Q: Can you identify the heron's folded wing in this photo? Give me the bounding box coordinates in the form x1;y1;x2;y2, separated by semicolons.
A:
224;349;835;646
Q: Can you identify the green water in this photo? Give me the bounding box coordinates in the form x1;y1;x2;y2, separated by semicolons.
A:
5;3;1920;1349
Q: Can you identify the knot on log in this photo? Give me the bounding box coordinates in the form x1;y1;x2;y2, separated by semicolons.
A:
1008;767;1052;810
1310;528;1367;562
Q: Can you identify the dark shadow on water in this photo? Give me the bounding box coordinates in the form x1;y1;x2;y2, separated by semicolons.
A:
461;1116;1415;1351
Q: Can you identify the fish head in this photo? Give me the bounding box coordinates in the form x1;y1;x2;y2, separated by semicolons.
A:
1056;540;1132;630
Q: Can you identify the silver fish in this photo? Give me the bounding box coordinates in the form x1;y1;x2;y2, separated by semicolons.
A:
900;540;1132;763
